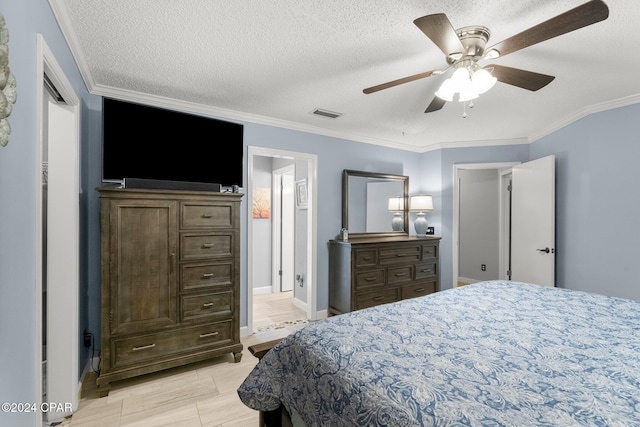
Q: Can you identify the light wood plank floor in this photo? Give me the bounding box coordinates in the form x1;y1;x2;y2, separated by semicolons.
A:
55;292;306;427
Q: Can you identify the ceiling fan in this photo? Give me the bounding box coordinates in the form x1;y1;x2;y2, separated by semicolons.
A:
363;0;609;113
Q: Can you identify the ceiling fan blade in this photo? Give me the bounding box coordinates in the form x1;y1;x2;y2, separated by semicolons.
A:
485;0;609;59
425;96;447;113
414;14;465;58
488;64;555;91
363;70;438;94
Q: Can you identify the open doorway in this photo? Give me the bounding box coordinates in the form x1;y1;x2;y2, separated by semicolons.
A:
453;162;519;287
246;147;318;338
453;158;556;287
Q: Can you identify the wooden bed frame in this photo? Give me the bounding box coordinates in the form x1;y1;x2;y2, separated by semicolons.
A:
248;339;292;427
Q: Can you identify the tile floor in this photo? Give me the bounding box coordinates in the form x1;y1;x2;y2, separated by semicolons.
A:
53;291;306;427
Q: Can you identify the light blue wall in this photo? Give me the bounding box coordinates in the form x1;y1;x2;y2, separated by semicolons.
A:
530;103;640;300
240;123;426;314
0;0;97;425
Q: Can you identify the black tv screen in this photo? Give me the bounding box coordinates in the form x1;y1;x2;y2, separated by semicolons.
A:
102;98;243;187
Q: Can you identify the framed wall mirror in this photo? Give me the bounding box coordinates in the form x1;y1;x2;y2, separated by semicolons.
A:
342;169;409;237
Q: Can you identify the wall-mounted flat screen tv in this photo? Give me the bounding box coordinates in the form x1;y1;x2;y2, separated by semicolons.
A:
102;98;243;188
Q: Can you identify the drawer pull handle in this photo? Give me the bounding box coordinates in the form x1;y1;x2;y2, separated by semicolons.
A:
395;272;407;276
199;332;219;338
363;256;371;260
202;302;214;308
132;343;156;352
202;273;214;278
364;277;377;281
201;243;214;249
373;296;384;301
415;288;425;292
201;214;212;218
421;269;432;273
395;253;407;257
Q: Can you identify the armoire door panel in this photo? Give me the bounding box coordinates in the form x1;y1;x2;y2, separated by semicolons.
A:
110;200;178;335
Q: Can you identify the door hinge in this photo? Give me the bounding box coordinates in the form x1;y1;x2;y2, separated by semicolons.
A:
507;269;512;279
278;269;282;276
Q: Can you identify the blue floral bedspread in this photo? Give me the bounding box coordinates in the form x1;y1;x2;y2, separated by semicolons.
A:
237;281;640;426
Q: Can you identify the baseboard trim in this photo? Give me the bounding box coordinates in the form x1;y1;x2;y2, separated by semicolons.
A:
253;286;272;295
292;297;307;313
77;357;99;402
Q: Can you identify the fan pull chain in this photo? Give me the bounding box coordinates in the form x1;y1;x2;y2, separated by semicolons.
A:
462;102;467;118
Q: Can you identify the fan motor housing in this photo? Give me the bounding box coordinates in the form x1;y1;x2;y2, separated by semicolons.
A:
450;26;491;63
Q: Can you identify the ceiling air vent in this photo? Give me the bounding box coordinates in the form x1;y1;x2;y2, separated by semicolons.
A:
312;108;342;119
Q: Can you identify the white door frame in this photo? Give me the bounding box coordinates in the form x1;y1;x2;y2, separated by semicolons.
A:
272;164;295;293
453;162;519;287
499;169;513;280
36;34;81;420
246;146;318;336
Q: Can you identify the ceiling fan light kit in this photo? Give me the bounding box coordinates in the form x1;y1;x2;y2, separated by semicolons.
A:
363;0;609;114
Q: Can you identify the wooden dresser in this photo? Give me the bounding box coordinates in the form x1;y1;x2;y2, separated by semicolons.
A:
328;236;441;314
96;187;242;396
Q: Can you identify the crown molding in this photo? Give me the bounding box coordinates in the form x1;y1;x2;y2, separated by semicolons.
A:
529;93;640;143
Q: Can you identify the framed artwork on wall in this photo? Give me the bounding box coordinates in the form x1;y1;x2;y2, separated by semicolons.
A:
296;179;308;209
253;187;271;218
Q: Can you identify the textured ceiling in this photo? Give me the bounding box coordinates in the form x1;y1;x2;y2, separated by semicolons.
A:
50;0;640;152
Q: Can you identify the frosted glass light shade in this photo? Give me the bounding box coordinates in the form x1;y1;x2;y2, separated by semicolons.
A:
471;68;497;94
435;66;496;103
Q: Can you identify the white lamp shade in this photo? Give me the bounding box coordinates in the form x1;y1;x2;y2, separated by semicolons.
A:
388;196;404;211
410;195;434;212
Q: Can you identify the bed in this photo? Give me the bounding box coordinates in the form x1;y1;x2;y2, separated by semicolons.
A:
237;281;640;426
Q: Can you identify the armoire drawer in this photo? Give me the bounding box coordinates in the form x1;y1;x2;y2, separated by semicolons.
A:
181;261;233;292
181;291;233;322
112;321;233;368
181;233;233;260
181;203;233;229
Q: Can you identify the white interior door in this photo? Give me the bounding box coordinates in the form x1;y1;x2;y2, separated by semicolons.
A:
511;155;556;286
46;99;79;417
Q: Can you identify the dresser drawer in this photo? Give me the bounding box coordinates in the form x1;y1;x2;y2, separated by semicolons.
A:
401;281;436;300
378;244;421;265
415;262;437;280
181;203;233;229
181;261;233;292
181;291;233;322
354;249;377;268
112;321;233;368
387;265;413;284
422;243;438;260
355;289;399;310
354;269;384;290
181;233;233;260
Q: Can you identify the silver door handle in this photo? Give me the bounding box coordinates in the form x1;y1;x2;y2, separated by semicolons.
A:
537;248;553;253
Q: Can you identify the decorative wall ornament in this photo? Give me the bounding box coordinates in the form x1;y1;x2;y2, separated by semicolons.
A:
0;13;16;148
